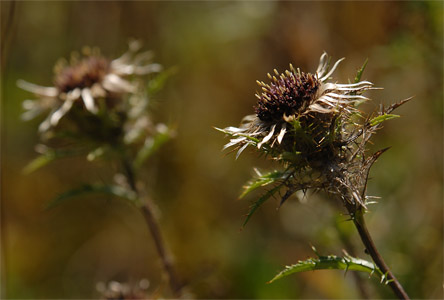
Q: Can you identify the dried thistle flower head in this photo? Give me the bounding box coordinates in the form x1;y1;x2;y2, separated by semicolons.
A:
255;70;320;123
218;53;374;159
218;53;410;219
18;40;162;133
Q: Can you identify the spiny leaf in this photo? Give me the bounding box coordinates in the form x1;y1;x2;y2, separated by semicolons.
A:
369;114;400;127
385;96;413;114
268;253;383;284
354;58;368;83
46;184;137;210
242;184;283;227
134;126;173;169
240;170;287;199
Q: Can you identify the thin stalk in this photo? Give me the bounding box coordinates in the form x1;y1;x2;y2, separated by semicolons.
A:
122;158;183;297
1;0;17;72
349;207;410;300
333;219;370;298
0;178;7;299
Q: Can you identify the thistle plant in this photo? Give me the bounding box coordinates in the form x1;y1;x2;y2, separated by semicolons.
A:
217;53;411;299
19;41;183;297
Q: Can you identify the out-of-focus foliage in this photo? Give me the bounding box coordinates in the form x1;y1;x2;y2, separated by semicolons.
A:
1;1;442;299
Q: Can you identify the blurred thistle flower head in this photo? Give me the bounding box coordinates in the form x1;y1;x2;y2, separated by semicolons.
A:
96;279;151;300
18;40;162;133
218;53;375;159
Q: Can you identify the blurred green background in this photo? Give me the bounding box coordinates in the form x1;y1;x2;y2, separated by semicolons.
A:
1;1;443;298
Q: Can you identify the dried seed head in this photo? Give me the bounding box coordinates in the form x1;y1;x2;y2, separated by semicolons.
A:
255;70;320;123
54;55;110;93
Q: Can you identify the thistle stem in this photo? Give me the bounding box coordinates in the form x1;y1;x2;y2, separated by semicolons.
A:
350;208;410;299
121;158;183;297
333;219;370;298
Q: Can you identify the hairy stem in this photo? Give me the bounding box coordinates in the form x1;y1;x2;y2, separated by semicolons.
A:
122;158;183;297
350;207;410;299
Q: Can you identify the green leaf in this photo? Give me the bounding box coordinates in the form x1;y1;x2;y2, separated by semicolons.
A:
23;153;56;174
354;58;368;83
238;134;260;144
268;252;383;284
134;126;173;169
147;67;177;95
23;148;82;174
289;118;302;131
243;184;283;227
46;184;138;210
369;114;400;127
241;170;287;199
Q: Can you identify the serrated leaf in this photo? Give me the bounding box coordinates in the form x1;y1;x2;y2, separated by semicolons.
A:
268;253;383;284
243;184;283;227
134;126;173;169
369;114;399;127
241;170;287;199
46;184;138;210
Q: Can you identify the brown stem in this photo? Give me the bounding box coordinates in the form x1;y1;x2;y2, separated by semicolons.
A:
0;179;7;299
122;159;183;297
350;208;410;300
1;0;17;72
140;201;183;296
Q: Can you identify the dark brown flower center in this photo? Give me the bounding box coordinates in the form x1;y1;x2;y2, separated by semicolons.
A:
54;56;110;93
255;70;320;123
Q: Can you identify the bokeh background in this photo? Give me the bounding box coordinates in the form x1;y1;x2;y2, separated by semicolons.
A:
1;1;443;299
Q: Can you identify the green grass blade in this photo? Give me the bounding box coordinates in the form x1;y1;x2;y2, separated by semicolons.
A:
46;184;137;210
